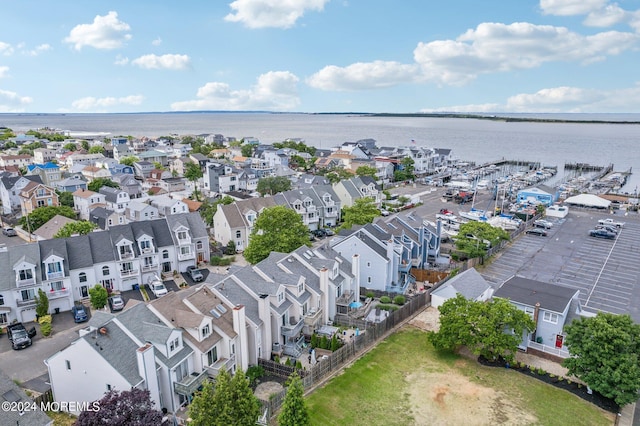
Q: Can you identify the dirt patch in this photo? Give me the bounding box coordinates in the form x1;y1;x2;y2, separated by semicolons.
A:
409;306;440;332
407;370;538;425
254;381;284;400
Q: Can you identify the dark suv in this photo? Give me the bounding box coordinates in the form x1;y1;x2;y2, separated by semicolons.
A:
589;229;616;240
72;303;88;323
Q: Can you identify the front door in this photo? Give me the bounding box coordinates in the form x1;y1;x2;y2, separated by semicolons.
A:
555;334;564;348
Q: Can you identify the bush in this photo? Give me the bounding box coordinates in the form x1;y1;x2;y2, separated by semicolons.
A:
393;295;406;305
285;358;292;367
274;356;280;364
295;360;302;370
246;365;264;386
38;315;52;325
211;256;234;266
365;291;375;298
377;304;399;312
379;296;392;304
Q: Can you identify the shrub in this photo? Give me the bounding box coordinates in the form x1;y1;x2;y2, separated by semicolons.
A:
379;296;392;304
285;358;292;367
377;304;399;312
365;291;375;298
295;360;302;370
310;333;318;348
40;321;52;337
393;295;406;305
38;315;52;325
274;356;280;364
211;256;234;266
246;365;264;386
567;380;572;385
537;368;546;375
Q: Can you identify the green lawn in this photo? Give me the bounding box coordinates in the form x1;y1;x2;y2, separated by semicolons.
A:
306;327;613;426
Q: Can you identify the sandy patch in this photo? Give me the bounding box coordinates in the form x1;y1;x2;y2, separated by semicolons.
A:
407;370;538;426
254;381;284;400
409;306;441;332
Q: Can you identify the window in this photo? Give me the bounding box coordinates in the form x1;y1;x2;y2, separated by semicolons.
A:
102;266;110;276
202;324;210;338
79;272;87;283
367;262;371;267
236;231;241;239
524;307;535;319
277;292;284;302
47;262;62;274
0;295;3;306
543;311;559;324
50;281;64;291
180;246;191;256
37;199;46;207
169;337;180;352
18;269;33;281
65;360;71;370
106;384;112;391
140;240;151;251
162;250;169;259
21;289;35;302
119;245;132;257
196;241;203;250
207;347;218;365
177;231;188;241
121;262;134;273
144;257;154;267
0;313;7;324
367;277;371;283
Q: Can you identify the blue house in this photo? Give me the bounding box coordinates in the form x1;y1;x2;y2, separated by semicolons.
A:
516;184;558;207
109;163;135;175
493;276;586;358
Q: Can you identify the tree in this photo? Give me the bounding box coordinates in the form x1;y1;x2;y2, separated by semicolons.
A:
244;206;310;264
80;140;90;151
56;190;74;207
394;157;415;182
355;165;378;179
563;312;640;406
229;370;261;425
256;176;292;196
209;370;234;425
20;205;76;231
226;240;236;255
88;178;119;192
120;156;139;166
89;284;108;309
63;142;77;151
188;379;217;426
428;294;535;363
76;388;162;426
35;288;49;318
198;196;234;227
320;167;353;184
153;161;164;170
54;221;97;238
340;197;380;230
88;145;105;154
278;372;309;426
185;163;203;201
454;221;510;259
240;144;254;158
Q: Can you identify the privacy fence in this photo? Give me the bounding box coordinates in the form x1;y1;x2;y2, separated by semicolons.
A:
257;291;429;420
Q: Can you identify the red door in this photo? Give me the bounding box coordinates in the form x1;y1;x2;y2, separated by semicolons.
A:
555;334;564;348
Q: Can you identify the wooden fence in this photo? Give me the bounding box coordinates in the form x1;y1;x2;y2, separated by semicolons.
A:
258;292;428;420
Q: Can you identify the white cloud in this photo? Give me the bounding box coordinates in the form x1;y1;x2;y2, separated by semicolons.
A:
152;37;162;46
309;22;638;91
64;11;132;50
71;95;144;111
131;54;191;70
0;42;14;56
0;89;33;112
114;55;129;66
24;44;52;56
0;66;9;78
539;0;608;16
307;61;420;91
225;0;329;29
171;70;300;111
425;83;640;113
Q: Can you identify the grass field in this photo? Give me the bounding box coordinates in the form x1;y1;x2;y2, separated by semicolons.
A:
306;327;614;426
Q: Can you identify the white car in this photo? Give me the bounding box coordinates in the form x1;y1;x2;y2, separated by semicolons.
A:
533;219;553;229
598;218;625;228
149;280;168;298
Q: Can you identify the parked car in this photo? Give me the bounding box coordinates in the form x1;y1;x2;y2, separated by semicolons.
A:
598;218;625;228
533;219;553;229
380;209;390;217
526;228;548;237
186;265;204;282
595;224;618;234
323;228;335;236
2;227;17;237
71;303;88;323
6;323;36;350
108;295;125;311
589;229;616;240
149;280;168;298
312;229;327;238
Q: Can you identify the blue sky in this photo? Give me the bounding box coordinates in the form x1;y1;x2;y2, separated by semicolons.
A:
1;0;640;113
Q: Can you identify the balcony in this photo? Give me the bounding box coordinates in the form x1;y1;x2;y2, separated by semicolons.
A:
47;271;65;280
119;251;134;260
120;268;138;278
48;288;70;299
325;210;338;217
399;261;411;273
16;277;36;288
281;317;304;338
141;247;154;254
178;251;195;261
16;299;36;307
141;263;158;272
336;291;354;307
173;370;208;396
204;354;236;378
304;308;323;327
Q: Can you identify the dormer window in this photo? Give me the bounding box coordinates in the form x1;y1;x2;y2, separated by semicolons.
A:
177;231;188;241
47;261;64;279
169;337;180;352
277;291;284;303
119;244;133;259
139;240;152;253
202;324;210;339
298;282;303;293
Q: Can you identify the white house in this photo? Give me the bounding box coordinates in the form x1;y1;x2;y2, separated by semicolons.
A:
430;268;493;308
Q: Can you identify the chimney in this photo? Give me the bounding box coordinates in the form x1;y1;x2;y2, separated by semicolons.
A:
232;305;248;371
319;267;330;325
532;302;541;341
257;294;272;356
351;254;361;302
136;343;161;409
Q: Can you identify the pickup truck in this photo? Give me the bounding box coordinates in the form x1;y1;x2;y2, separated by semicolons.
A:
6;323;36;350
598;218;625;228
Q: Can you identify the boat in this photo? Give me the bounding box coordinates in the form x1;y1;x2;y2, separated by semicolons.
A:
488;215;521;231
459;208;490;221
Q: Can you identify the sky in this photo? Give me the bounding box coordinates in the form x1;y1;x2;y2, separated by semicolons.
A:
1;0;640;114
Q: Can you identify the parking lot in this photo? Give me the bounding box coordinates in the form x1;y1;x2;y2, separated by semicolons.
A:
481;209;640;321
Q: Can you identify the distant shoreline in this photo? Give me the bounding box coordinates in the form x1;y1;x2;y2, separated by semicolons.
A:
367;113;640;124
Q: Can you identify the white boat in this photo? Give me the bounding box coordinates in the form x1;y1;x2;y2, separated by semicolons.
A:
488;216;520;231
475;179;490;190
459;208;490;221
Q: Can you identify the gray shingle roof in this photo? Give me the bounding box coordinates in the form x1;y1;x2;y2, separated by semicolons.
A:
210;278;262;326
0;243;41;291
493;276;578;314
431;268;491;301
0;368;52;426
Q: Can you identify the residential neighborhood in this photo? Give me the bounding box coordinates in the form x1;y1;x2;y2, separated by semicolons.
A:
0;129;638;424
